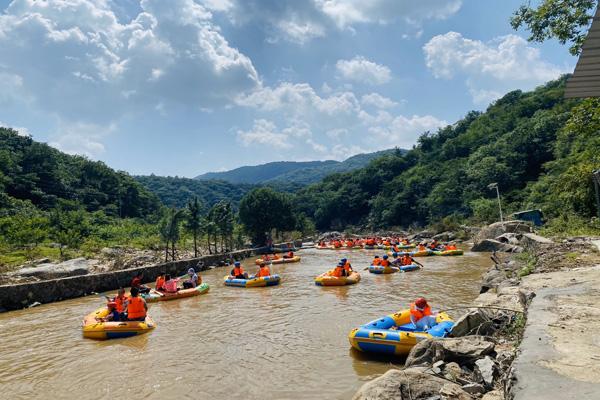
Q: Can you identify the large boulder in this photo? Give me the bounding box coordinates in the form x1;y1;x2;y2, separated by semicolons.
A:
480;268;508;292
519;233;553;250
474;221;532;243
433;231;456;241
9;258;99;280
450;309;496;337
352;368;474;400
405;336;496;368
471;239;523;253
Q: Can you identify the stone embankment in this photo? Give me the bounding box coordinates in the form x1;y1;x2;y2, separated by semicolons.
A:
0;249;256;312
353;222;600;400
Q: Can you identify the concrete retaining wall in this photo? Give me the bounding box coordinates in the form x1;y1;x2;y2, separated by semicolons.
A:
0;249;256;312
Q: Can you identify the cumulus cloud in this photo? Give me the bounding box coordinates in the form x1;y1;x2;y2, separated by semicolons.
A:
315;0;462;28
0;121;31;137
361;93;398;108
49;122;116;158
237;80;445;155
336;56;391;85
0;0;260;124
424;32;568;105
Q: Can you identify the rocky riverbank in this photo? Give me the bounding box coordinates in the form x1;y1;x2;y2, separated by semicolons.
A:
353;223;600;399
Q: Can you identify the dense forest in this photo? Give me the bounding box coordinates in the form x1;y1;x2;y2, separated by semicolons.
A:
134;175;254;209
294;77;600;234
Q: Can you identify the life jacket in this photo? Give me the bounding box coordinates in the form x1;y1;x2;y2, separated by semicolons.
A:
331;267;344;278
380;259;390;267
343;262;352;273
164;279;178;293
287;252;294;258
446;245;457;250
114;295;127;313
131;276;142;288
366;239;375;246
383;241;390;246
127;296;146;319
417;245;426;252
393;245;400;252
410;303;432;322
401;256;412;266
257;266;271;277
372;258;381;266
155;276;165;291
232;266;245;277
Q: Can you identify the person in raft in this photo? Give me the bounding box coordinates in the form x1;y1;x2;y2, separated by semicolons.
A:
131;272;151;294
380;255;391;267
230;261;248;279
341;258;352;274
255;262;271;278
183;268;199;289
283;250;294;259
371;255;381;266
155;272;166;292
330;262;347;278
104;287;128;321
400;253;414;266
164;274;179;293
126;287;148;321
410;297;437;331
445;243;458;250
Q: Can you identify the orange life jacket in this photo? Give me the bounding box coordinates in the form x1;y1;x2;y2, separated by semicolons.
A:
393;245;400;252
380;259;390;267
417;245;426;251
287;252;294;258
401;256;412;266
331;267;344;278
155;276;165;291
257;266;271;277
233;266;245;276
344;262;352;273
446;245;457;250
127;296;146;319
410;303;432;322
114;295;127;313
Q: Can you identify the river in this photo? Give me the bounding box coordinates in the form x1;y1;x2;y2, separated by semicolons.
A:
0;248;490;399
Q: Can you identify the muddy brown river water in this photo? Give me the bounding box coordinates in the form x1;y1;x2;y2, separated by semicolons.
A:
0;248;491;399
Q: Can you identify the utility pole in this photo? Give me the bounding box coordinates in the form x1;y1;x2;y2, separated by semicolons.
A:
593;170;600;219
487;183;504;223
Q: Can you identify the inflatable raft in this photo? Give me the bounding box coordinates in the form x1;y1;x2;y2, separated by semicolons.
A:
434;249;464;256
82;307;156;340
411;249;434;257
142;283;210;303
348;310;454;355
398;263;420;272
368;264;399;274
255;255;301;265
224;274;281;288
315;271;361;286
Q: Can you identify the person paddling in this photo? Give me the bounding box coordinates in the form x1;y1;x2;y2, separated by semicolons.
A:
127;287;148;321
131;272;151;294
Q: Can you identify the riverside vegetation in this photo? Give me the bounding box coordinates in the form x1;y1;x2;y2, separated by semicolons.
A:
1;76;599;272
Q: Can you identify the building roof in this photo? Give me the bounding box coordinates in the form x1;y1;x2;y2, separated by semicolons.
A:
565;6;600;98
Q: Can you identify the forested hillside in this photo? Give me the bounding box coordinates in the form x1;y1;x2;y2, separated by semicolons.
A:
294;77;600;233
0;128;159;218
195;149;396;186
134;175;254;209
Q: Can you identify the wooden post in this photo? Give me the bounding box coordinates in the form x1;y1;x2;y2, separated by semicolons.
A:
593;170;600;219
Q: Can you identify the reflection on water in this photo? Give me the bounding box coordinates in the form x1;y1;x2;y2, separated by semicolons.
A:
0;247;490;399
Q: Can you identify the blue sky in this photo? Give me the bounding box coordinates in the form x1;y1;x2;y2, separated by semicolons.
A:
0;0;578;177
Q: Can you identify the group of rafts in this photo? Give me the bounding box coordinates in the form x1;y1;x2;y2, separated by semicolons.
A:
82;242;463;357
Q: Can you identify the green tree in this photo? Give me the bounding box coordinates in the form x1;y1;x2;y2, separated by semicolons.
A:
239;187;296;245
511;0;597;55
185;197;203;257
158;207;184;261
49;206;91;258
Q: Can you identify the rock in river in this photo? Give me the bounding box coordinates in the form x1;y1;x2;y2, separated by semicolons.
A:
405;336;496;368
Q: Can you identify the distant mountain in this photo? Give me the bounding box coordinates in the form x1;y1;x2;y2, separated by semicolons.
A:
134;175;254;210
195;149;401;186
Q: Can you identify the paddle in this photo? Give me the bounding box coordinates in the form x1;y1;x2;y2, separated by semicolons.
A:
413;259;424;268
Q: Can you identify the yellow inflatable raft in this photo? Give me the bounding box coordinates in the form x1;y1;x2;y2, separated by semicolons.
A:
348;310;453;355
142;283;210;303
82;307;156;340
254;255;301;265
434;249;464;256
315;271;361;286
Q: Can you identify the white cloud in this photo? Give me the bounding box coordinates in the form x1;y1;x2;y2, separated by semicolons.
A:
316;0;462;29
336;56;391;85
49;122;116;159
0;0;260;122
327;144;368;160
326;128;349;139
274;18;325;44
368;114;447;148
361;93;398;108
237;119;292;149
424;32;568;105
0;121;31;137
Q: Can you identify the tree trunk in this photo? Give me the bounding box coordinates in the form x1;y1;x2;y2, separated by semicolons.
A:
165;241;169;262
171;241;175;261
193;231;198;258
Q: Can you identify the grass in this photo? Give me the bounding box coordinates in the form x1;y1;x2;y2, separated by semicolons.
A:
515;251;538;278
499;313;527;345
0;246;64;273
565;252;579;262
